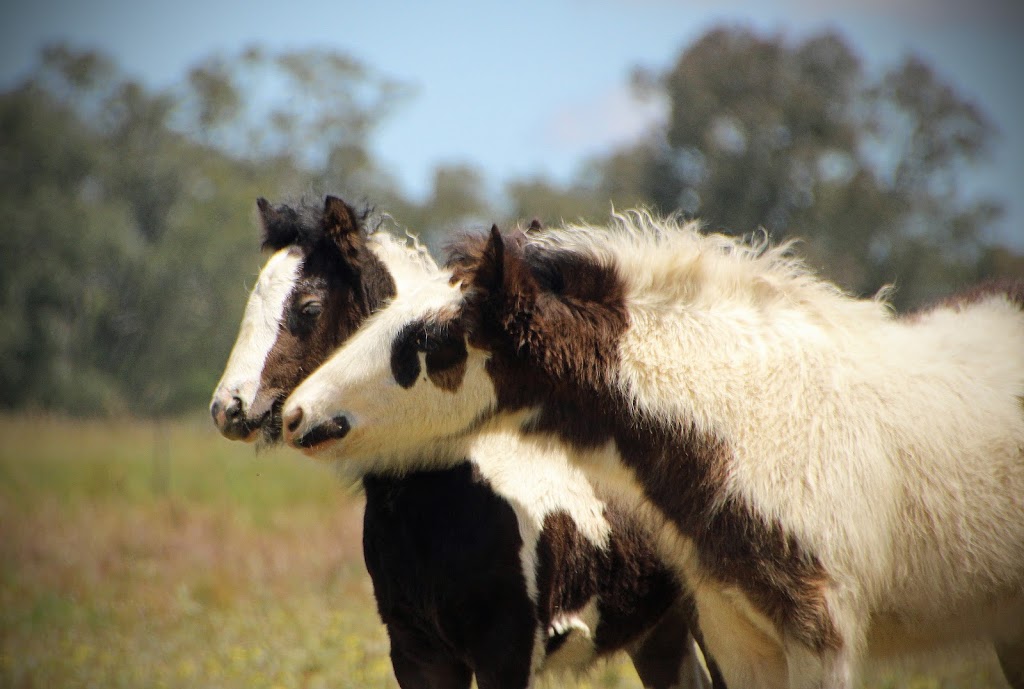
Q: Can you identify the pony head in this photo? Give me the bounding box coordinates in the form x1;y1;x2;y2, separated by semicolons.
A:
281;222;630;464
210;195;396;442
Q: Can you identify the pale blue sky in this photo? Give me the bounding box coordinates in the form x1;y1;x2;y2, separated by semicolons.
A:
2;0;1021;248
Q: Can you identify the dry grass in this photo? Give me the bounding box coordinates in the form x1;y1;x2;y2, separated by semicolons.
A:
0;414;1010;688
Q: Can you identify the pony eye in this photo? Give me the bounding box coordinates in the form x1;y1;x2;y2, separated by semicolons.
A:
287;300;323;335
300;301;323;318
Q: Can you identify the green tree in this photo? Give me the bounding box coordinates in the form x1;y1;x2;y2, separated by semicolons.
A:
626;27;1008;307
0;44;411;415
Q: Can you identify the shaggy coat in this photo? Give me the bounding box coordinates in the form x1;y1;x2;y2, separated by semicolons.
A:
282;211;1024;689
212;198;721;689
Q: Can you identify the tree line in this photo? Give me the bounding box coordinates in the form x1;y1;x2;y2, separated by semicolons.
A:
2;28;1020;416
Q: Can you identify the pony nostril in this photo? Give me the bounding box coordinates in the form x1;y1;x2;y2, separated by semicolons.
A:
285;407;304;434
225;396;244;420
292;413;351;450
332;415;351;438
210;400;223;421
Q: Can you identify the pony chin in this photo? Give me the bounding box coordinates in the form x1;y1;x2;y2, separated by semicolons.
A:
297;440;342;459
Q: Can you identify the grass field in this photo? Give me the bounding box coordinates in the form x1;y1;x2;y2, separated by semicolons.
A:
0;414;1010;688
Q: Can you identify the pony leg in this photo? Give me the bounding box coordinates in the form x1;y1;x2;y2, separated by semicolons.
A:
388;624;473;689
467;600;537;689
996;637;1024;689
628;599;696;689
628;597;723;689
693;590;788;689
784;642;855;689
688;614;729;689
784;587;864;689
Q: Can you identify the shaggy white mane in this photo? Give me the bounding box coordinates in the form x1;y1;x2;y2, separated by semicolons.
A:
365;223;442;293
529;209;893;329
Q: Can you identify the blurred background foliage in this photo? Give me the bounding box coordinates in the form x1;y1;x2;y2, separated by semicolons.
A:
2;26;1021;417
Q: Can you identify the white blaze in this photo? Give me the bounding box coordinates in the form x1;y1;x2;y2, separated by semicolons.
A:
212;249;302;408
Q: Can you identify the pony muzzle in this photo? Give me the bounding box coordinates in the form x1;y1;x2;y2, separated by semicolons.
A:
210;393;261;442
284;407;352;450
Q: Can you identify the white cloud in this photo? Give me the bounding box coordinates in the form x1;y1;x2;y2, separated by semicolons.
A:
543;83;668;153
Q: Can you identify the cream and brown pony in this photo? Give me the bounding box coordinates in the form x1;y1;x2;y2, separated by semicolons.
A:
282;211;1024;689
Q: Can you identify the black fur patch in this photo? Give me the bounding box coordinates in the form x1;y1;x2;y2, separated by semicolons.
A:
362;462;535;689
390;319;469;391
294;415;351;449
390;322;423;389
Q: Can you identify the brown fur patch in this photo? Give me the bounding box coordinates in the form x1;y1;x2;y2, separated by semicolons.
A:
422;320;469;392
921;278;1024;315
426;349;467;391
613;422;841;652
454;227;843;653
534;506;683;658
535;510;602;655
591;499;685;654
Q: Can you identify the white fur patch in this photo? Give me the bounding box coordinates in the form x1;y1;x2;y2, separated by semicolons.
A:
212;248;302;408
540;598;601;673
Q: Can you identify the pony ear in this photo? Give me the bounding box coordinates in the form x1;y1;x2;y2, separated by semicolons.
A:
322;195;363;255
258;197;300;250
526;218;543;233
469;224;539;304
471;224;506;296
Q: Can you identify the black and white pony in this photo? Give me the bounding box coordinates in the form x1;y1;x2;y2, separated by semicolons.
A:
211;198;721;689
281;211;1024;689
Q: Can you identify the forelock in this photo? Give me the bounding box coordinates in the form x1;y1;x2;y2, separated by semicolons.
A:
260;197;376;253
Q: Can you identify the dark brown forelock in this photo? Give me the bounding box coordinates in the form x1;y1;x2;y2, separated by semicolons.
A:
455;227;841;653
259;197;377;256
259;199;321;252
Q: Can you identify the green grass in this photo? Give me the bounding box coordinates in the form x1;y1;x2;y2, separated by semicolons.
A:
0;415;1009;688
